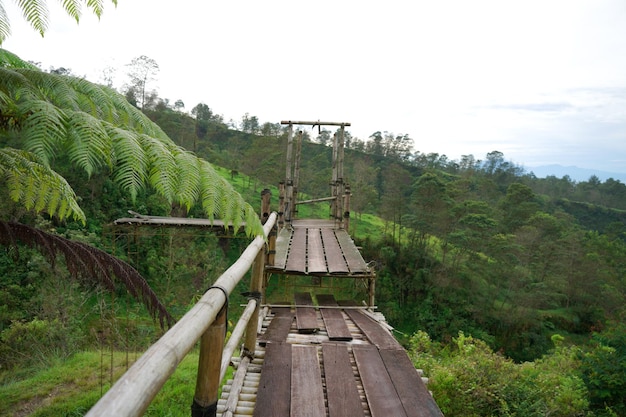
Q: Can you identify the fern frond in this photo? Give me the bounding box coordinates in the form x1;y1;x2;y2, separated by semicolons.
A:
18;68;79;110
107;124;148;200
60;0;81;23
0;147;86;222
0;7;11;45
65;110;112;176
0;49;39;69
85;0;105;19
174;150;202;210
145;135;178;203
19;99;67;165
0;221;174;328
16;0;49;36
67;76;115;120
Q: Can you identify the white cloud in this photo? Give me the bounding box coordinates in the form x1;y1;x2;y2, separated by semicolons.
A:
2;0;625;173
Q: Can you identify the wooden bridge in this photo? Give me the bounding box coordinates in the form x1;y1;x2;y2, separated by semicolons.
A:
85;121;443;416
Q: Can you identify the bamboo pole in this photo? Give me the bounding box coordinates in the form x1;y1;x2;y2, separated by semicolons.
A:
220;299;257;381
192;306;226;416
221;356;251;417
243;248;265;357
85;213;277;417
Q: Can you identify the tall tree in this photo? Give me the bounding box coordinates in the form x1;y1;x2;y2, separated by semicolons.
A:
125;55;159;110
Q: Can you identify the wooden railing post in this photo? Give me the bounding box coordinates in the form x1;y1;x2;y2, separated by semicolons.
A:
244;249;264;356
192;302;226;417
343;184;351;231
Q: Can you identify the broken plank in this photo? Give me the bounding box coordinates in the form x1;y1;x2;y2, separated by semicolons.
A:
343;308;401;350
294;293;318;334
258;307;293;346
318;294;352;341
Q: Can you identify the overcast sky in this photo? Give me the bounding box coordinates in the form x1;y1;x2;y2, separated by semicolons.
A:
3;0;626;175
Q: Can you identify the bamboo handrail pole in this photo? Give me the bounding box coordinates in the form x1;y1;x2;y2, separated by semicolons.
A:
85;213;277;417
280;120;351;127
220;299;256;381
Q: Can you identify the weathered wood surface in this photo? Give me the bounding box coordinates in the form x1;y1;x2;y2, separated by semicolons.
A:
253;342;292;417
291;345;325;417
317;294;352;341
285;227;307;272
306;228;327;274
352;344;406;417
258;307;293;346
294;293;319;333
380;349;444;417
335;230;369;273
267;220;372;278
322;343;365;417
272;227;290;269
342;305;401;350
321;228;350;274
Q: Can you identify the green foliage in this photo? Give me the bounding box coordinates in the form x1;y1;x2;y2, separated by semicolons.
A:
409;331;589;416
0;50;263;236
579;321;626;415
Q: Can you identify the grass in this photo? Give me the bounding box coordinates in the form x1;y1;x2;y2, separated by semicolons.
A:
0;350;205;417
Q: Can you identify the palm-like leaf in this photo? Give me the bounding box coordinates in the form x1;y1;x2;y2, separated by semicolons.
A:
1;49;264;236
0;221;174;328
0;147;86;222
0;0;118;45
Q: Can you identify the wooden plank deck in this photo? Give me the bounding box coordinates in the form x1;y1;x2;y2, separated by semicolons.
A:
219;293;443;417
380;349;444;417
317;294;352;341
294;292;319;333
253;342;292;417
258;307;293;346
267;220;372;278
353;344;407;417
291;345;325;417
322;343;365;417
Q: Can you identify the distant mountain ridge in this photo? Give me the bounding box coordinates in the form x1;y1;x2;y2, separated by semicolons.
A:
527;164;626;183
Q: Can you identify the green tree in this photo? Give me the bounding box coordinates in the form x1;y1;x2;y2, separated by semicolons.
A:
125;55;159;110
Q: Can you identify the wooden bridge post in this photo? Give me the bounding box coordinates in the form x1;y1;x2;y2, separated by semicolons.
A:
244;248;265;356
284;123;294;224
278;181;285;231
292;130;303;219
343;184;351;232
192;302;226;417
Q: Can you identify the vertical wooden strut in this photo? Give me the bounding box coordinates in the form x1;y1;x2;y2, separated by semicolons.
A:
293;130;303;219
192;303;226;417
284;124;295;224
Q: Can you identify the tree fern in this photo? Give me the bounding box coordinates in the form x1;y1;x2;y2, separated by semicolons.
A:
0;147;85;222
1;50;264;236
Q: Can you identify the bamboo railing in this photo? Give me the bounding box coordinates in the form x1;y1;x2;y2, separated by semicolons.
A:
85;211;277;417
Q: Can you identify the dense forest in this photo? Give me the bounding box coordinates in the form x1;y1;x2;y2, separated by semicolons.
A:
2;52;626;415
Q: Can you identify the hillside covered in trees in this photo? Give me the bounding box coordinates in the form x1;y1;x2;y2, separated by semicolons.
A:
1;53;625;415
